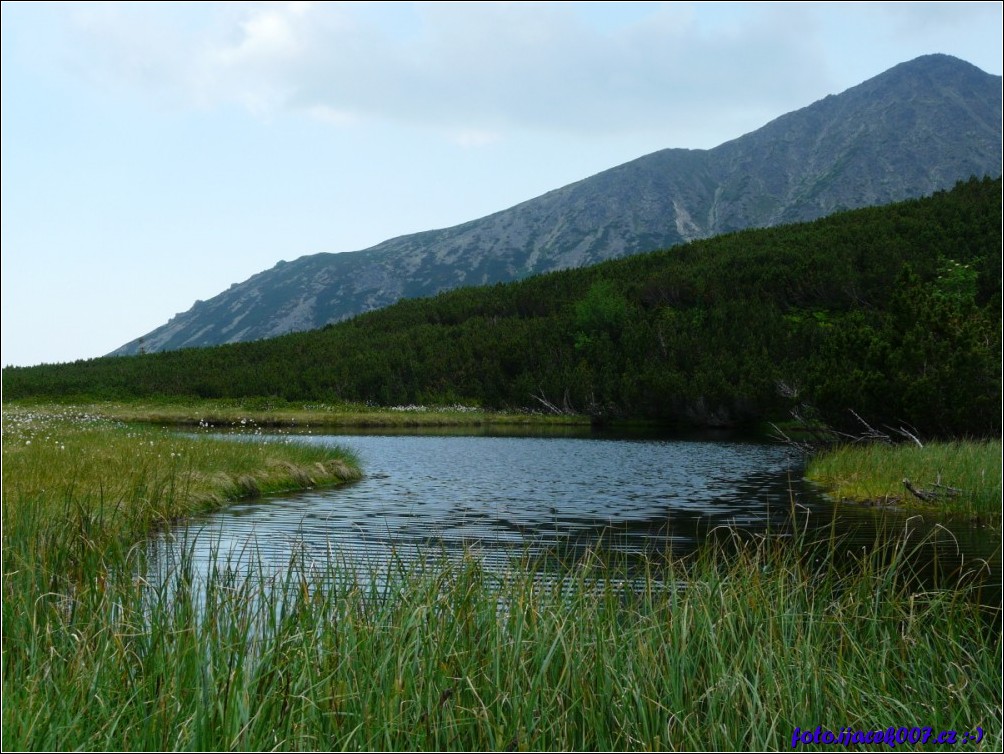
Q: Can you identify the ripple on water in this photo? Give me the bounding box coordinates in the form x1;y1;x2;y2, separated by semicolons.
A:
146;432;1000;602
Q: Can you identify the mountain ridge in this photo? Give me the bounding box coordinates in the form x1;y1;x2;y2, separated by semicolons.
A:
112;54;1002;356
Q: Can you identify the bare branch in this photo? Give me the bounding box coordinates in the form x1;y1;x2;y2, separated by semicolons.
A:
848;409;892;443
894;425;924;448
903;478;936;502
903;478;965;501
768;422;815;454
530;390;563;415
931;482;963;497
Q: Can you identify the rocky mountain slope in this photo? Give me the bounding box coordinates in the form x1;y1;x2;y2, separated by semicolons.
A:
112;54;1002;355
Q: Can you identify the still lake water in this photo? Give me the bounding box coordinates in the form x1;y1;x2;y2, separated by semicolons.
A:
148;429;1000;599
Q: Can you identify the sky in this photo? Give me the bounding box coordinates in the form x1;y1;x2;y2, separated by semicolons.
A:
2;2;1001;368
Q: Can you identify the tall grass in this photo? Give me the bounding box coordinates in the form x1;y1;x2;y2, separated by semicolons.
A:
1;405;361;749
806;440;1003;518
2;405;360;654
4;535;1000;751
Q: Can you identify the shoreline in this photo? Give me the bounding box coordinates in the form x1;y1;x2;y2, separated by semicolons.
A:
2;405;363;557
4;398;592;429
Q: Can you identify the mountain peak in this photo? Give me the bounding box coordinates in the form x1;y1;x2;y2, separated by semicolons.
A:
892;52;990;72
855;52;998;91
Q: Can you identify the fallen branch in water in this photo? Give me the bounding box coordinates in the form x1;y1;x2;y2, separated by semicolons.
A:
902;478;935;502
902;477;966;503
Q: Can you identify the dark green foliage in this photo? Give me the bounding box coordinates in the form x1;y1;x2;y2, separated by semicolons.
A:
4;178;1000;436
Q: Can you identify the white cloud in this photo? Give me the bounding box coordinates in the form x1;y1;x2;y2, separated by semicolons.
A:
25;1;999;149
216;5;303;65
45;1;835;145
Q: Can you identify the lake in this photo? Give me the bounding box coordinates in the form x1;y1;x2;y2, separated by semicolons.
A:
147;429;1001;601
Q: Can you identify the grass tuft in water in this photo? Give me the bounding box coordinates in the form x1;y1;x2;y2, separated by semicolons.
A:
806;440;1002;519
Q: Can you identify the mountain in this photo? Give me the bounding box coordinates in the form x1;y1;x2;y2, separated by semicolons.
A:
112;54;1002;356
13;178;1001;436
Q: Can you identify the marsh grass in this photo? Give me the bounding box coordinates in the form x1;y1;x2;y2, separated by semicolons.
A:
2;406;359;570
6;397;589;429
4;530;1001;751
1;405;358;748
3;407;1001;750
806;440;1002;519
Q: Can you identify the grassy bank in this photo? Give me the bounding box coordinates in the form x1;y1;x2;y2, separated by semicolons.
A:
5;397;591;429
806;440;1002;519
2;405;361;560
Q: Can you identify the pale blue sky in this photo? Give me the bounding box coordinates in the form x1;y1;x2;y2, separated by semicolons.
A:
2;1;1001;367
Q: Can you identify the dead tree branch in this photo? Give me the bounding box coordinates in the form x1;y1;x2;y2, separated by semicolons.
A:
903;478;936;502
848;409;893;443
530;389;563;415
903;477;966;502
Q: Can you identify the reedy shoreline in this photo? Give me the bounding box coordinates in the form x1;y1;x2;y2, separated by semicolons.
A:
2;405;361;557
2;404;1000;751
5;397;590;429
